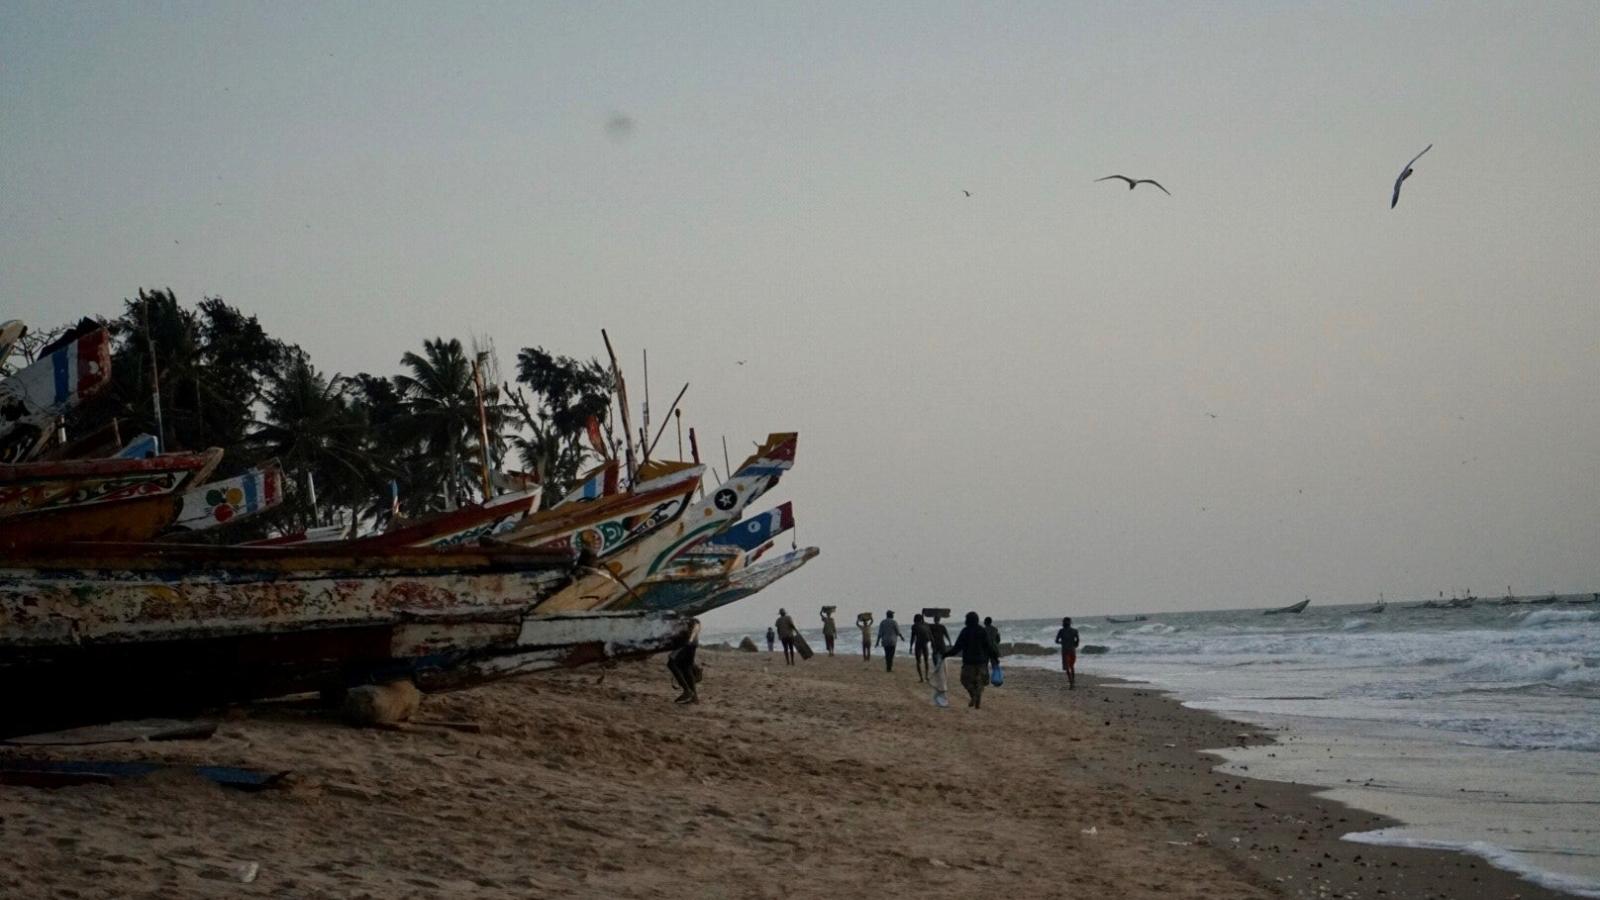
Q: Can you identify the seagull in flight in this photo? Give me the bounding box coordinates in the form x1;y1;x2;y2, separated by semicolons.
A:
962;190;971;197
1096;175;1170;195
1390;144;1431;208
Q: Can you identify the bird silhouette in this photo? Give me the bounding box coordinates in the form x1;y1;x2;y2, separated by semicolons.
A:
1204;412;1219;419
1096;175;1170;195
962;190;971;197
1391;144;1431;208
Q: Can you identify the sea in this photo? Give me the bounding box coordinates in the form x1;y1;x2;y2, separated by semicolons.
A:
1003;599;1600;898
712;597;1600;896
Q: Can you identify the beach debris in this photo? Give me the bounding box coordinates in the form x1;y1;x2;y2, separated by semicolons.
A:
342;681;422;727
738;636;760;652
1080;644;1109;654
1081;826;1098;836
164;854;260;883
325;780;383;801
0;759;286;791
1;719;217;746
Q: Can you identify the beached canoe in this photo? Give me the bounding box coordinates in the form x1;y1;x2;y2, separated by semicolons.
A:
0;542;692;735
169;462;285;532
672;547;820;618
534;433;796;613
500;460;704;556
0;449;222;550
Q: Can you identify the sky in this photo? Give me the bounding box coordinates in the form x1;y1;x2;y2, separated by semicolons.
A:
3;2;1597;629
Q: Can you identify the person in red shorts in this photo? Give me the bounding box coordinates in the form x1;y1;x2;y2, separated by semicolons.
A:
1054;616;1080;689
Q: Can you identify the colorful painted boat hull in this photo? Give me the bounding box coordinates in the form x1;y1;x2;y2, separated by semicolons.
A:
171;463;284;531
674;547;820;618
0;545;701;735
0;449;222;550
535;433;796;613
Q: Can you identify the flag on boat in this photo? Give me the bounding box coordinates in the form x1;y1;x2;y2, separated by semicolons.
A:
703;502;795;552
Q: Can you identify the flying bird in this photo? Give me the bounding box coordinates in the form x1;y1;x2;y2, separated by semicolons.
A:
1096;175;1170;195
962;190;971;197
1390;144;1431;208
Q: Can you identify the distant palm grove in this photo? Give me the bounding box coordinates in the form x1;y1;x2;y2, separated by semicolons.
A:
7;288;620;538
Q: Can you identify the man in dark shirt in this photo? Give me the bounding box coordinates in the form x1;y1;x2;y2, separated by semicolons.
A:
929;612;953;707
948;611;1000;709
1054;616;1080;689
984;617;1003;658
909;613;933;683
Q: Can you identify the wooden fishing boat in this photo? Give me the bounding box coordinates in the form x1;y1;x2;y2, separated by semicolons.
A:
1104;615;1148;624
674;547;820;618
0;325;112;463
499;460;704;556
252;484;543;550
613;501;797;612
1264;597;1310;615
0;542;695;736
169;462;285;532
535;433;796;613
0;449;223;550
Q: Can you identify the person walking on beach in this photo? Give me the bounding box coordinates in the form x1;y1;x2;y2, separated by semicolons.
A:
666;630;701;704
948;611;1000;709
821;609;837;656
929;612;952;708
765;627;776;653
858;614;874;661
984;617;1003;657
775;609;798;666
1054;616;1080;689
909;613;932;683
876;611;904;672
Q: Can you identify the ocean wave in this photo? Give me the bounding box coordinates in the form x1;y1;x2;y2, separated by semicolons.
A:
1341;618;1371;631
1343;831;1600;898
1448;651;1600;690
1518;609;1600;628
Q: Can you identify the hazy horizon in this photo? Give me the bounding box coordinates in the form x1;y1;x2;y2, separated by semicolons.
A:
4;2;1597;628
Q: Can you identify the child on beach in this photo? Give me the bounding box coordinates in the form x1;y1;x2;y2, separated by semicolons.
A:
766;627;776;653
1054;616;1080;689
876;611;904;672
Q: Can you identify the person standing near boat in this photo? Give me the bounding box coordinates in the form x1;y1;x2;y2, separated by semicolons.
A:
949;612;1000;709
909;613;932;683
1054;616;1080;690
820;608;837;656
774;609;798;666
666;630;701;704
876;611;904;672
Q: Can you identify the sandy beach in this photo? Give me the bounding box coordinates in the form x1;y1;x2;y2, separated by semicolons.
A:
0;650;1573;899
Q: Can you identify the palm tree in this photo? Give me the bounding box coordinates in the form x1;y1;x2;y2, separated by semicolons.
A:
392;337;503;509
249;353;374;528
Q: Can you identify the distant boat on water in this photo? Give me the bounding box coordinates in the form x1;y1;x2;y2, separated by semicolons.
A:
1265;597;1310;615
1104;615;1148;624
1367;594;1387;613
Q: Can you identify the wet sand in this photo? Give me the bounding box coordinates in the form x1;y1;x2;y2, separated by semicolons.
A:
0;650;1574;898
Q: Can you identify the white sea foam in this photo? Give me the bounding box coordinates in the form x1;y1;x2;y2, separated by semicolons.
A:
1344;830;1600;898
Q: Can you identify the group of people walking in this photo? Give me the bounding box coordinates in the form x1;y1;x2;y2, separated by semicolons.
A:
764;609;1084;707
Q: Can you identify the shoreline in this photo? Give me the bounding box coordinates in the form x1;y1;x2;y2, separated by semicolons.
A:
1;651;1579;898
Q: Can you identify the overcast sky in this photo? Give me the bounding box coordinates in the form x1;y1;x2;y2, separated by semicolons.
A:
4;2;1597;628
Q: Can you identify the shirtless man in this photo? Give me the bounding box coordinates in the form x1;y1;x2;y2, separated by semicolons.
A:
909;613;933;683
821;609;837;656
1054;616;1080;689
858;615;874;661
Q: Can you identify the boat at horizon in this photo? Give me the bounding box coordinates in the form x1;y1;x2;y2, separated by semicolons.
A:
1264;597;1311;615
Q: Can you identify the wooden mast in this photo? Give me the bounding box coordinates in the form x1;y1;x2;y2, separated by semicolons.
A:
601;330;637;484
